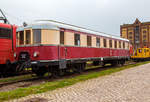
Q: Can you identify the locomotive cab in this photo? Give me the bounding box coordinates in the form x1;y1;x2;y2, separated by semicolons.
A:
0;23;17;76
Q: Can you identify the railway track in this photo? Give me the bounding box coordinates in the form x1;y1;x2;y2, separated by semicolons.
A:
0;76;40;88
0;61;137;90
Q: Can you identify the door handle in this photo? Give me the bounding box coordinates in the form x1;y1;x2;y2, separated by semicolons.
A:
65;48;67;57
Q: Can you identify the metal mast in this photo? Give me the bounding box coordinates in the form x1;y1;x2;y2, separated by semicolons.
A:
0;9;9;24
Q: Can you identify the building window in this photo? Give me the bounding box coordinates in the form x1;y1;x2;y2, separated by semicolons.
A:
115;41;117;48
143;35;146;39
19;31;24;45
26;30;31;44
128;28;133;30
96;37;100;47
33;29;41;44
143;40;146;42
129;32;132;35
60;31;64;45
123;42;125;49
129;36;132;39
103;39;107;47
119;41;121;48
75;34;80;46
142;26;147;29
143;43;146;46
143;30;147;33
87;36;91;46
109;40;112;48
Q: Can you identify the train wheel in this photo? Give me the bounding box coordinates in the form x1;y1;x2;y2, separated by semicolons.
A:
93;61;99;66
111;61;118;67
120;60;125;66
51;66;60;78
32;66;47;77
72;63;85;74
2;61;12;77
101;62;105;67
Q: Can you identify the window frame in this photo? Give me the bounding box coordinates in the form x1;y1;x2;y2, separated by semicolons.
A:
19;31;24;45
115;40;117;48
74;33;80;46
103;38;107;48
96;37;100;47
60;31;64;45
119;41;121;48
33;29;41;44
25;30;31;45
87;36;92;47
109;39;112;48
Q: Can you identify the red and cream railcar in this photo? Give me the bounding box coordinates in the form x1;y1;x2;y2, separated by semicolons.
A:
16;20;130;76
0;23;17;76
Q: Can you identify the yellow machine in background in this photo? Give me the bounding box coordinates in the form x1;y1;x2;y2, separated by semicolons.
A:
131;48;150;61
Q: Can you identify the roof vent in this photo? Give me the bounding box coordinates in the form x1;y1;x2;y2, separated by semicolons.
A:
23;22;28;27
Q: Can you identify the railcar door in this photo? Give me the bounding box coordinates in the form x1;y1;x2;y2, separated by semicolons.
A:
58;45;67;69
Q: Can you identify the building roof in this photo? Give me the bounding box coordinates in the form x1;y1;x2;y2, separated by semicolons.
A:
17;20;129;41
121;18;150;27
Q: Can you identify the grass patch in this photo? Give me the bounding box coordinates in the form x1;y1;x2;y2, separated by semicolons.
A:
0;61;150;101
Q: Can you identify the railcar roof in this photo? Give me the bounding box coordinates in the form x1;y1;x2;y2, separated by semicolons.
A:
17;20;129;41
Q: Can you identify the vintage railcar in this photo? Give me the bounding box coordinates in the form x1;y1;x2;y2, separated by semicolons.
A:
16;20;130;76
0;22;17;76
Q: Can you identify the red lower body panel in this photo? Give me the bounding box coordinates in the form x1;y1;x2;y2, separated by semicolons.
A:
16;45;130;61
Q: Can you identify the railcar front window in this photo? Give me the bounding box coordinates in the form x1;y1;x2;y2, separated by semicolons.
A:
19;31;24;45
0;28;11;39
33;29;41;44
26;30;31;44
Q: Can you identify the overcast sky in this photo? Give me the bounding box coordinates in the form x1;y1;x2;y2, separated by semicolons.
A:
0;0;150;36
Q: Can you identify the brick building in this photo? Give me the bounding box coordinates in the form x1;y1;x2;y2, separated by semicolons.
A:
120;18;150;49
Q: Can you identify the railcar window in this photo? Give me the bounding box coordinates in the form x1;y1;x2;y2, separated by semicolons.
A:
0;28;11;39
123;42;125;49
87;36;92;46
33;29;41;44
96;37;100;47
19;31;24;45
16;32;19;45
119;41;121;48
115;41;117;48
109;40;112;48
60;31;64;45
26;30;31;44
138;49;142;53
75;34;80;46
103;39;107;47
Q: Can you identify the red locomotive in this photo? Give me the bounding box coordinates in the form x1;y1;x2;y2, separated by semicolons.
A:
0;10;17;76
16;20;130;77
